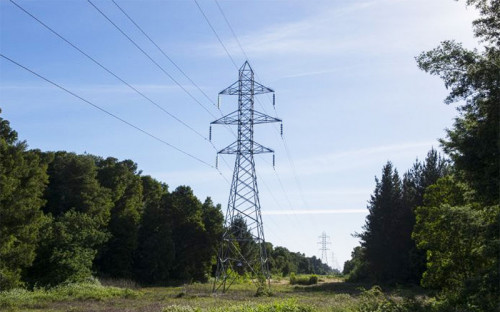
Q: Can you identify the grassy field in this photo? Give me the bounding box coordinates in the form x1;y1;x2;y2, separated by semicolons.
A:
0;276;432;312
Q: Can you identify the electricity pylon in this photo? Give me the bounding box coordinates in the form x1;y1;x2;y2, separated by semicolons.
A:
211;61;281;293
318;232;331;266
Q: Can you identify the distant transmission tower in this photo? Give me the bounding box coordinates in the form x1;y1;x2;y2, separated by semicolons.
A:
318;232;331;266
211;61;281;293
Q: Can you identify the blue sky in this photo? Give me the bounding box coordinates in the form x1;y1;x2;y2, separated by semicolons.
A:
0;0;479;269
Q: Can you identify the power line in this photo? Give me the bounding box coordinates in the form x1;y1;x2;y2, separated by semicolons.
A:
0;52;230;185
213;0;249;62
211;1;275;112
87;0;237;166
111;0;217;109
87;0;217;119
8;0;211;144
108;0;238;141
192;0;238;70
9;0;238;180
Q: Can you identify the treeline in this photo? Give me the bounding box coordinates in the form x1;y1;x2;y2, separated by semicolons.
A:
0;111;330;290
343;1;499;311
268;245;334;276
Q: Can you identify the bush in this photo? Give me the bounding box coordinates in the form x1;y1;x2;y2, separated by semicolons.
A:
0;281;137;308
357;286;430;312
289;274;318;286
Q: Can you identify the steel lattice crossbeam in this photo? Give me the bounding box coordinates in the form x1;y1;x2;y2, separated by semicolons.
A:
211;62;281;293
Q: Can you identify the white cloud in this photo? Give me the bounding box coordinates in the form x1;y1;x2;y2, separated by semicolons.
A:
263;209;367;215
206;0;479;59
261;141;437;177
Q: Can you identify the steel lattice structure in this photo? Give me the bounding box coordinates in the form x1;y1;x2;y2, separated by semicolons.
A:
211;61;281;293
318;232;332;266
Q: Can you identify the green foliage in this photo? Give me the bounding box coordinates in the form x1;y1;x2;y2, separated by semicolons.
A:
289;274;318;286
0;110;49;290
350;149;449;285
0;281;137;309
134;175;173;284
168;186;217;282
417;40;499;205
163;299;314;312
94;157;143;279
27;210;110;286
43;152;113;226
357;286;429;312
413;176;499;310
413;1;499;310
25;152;113;287
355;162;405;283
269;245;331;277
343;246;368;281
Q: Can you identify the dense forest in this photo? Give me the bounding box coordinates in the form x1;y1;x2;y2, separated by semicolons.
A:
343;1;499;311
0;113;332;290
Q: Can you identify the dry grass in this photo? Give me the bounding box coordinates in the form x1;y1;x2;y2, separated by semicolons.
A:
0;277;430;312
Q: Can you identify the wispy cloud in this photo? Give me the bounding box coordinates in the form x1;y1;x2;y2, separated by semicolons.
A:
206;0;478;60
263;209;367;216
260;141;437;177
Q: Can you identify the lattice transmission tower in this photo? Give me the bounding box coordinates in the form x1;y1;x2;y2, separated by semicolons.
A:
210;61;281;293
318;232;331;266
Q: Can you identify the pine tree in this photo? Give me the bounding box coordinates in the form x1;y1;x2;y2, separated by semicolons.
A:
403;149;448;283
134;176;173;284
357;162;404;282
0;110;49;290
94;158;143;279
27;152;113;286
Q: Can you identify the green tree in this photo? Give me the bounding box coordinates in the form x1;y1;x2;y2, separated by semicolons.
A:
201;197;224;278
27;210;109;286
414;1;499;309
416;19;498;204
168;186;213;282
0;111;49;290
42;152;112;226
28;152;113;286
343;246;367;279
402;149;449;283
355;162;405;283
94;157;143;279
413;177;498;310
134;176;173;285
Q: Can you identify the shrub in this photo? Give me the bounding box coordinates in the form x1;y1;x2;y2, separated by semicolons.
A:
289;274;318;286
0;282;138;308
357;286;430;312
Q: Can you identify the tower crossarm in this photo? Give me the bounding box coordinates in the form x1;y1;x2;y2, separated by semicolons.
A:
253;110;281;124
218;141;274;155
211;110;239;125
219;81;239;95
253;81;274;94
211;110;281;125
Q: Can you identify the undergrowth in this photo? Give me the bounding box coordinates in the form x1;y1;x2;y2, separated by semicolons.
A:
289;274;318;286
163;299;314;312
0;281;137;308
